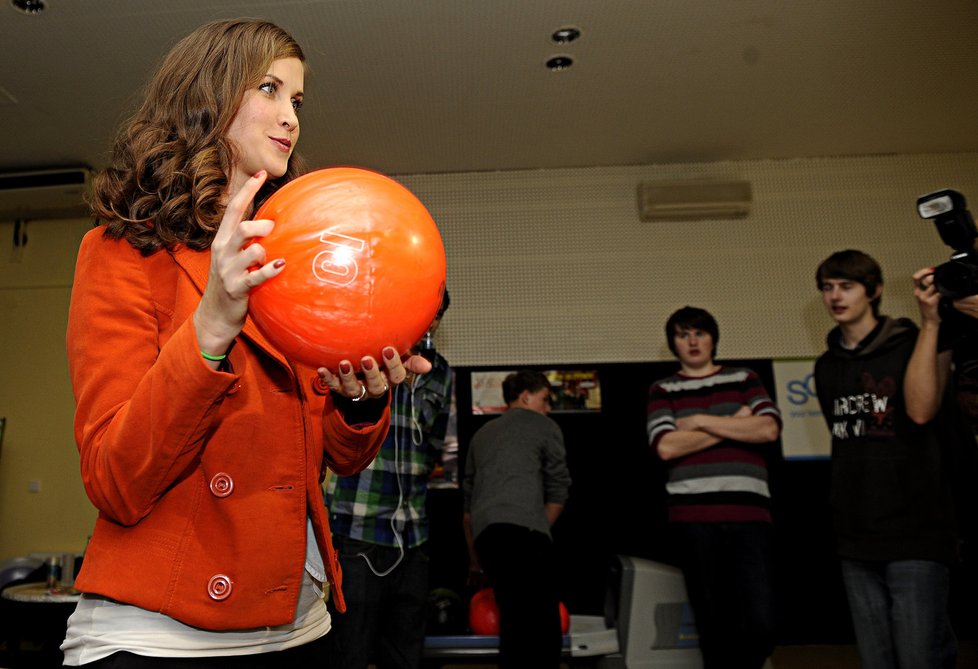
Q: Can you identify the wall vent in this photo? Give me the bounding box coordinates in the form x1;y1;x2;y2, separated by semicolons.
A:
0;167;93;221
637;179;752;221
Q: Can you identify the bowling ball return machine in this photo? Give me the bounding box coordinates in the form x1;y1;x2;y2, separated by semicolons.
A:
423;555;704;668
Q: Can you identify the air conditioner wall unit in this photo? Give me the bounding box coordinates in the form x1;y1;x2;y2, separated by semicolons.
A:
0;167;94;221
637;178;752;221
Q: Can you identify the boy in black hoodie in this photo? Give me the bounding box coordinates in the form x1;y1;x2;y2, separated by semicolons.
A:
814;250;958;669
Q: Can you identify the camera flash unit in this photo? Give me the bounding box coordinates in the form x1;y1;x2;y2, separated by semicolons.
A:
917;192;956;219
917;188;977;253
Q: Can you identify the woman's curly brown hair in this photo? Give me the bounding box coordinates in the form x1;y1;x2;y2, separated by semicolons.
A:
92;18;307;255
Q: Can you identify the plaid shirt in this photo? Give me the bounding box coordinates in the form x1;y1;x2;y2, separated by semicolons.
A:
325;352;452;548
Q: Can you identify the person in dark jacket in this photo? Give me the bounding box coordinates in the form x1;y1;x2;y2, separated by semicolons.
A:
814;249;959;669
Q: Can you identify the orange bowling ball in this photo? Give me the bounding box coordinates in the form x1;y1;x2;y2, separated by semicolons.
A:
249;167;446;370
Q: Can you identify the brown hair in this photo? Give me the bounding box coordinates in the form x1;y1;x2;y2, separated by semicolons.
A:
815;249;883;317
92;18;307;254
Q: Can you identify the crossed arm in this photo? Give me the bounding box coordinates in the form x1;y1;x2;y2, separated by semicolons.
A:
656;405;780;461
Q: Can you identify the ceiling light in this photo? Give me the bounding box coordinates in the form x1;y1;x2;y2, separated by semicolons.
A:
551;27;581;44
11;0;46;14
546;55;574;71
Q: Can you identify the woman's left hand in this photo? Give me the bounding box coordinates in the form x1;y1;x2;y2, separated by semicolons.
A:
317;346;433;400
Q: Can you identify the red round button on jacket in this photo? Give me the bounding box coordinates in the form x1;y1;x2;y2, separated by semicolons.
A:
207;574;233;601
209;473;234;498
310;374;330;395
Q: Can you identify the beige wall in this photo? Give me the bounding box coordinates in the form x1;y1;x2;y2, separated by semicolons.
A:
404;152;978;366
2;151;976;560
1;218;96;561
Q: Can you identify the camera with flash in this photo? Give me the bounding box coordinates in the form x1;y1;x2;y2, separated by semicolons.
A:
917;189;978;341
917;189;978;301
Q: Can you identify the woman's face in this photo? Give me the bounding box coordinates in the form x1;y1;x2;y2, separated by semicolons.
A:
226;57;304;197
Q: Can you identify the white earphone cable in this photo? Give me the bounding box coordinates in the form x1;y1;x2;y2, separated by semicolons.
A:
357;377;418;577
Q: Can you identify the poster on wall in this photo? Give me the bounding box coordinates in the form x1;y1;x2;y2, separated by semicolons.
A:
548;369;601;412
470;371;510;414
772;359;830;460
471;369;602;414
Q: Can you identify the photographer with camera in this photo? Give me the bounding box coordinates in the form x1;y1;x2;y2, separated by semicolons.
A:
908;189;978;429
902;189;978;669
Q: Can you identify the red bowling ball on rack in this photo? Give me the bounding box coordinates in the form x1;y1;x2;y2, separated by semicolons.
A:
468;588;570;635
248;166;446;370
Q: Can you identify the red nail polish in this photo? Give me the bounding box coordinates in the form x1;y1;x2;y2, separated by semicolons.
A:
339;362;352;375
362;358;375;371
384;347;395;360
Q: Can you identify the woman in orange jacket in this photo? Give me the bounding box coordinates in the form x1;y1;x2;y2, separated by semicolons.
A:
61;18;431;668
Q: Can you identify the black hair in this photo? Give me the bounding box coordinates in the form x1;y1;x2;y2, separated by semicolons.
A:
437;288;451;318
502;370;551;405
665;306;719;358
815;250;883;317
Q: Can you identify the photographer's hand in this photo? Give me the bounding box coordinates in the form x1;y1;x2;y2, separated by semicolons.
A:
906;266;952;424
952;294;978;320
912;267;942;326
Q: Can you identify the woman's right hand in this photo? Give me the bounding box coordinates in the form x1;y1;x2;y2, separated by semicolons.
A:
194;170;284;360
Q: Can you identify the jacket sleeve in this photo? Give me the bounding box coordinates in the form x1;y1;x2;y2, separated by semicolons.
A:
321;394;390;476
66;231;239;526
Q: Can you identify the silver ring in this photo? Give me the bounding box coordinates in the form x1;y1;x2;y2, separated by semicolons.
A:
350;383;368;402
366;383;389;399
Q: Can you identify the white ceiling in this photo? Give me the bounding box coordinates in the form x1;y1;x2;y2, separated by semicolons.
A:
1;0;977;177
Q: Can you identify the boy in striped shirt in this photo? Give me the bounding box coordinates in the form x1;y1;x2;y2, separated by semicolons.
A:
647;305;782;669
